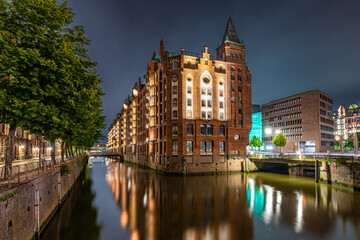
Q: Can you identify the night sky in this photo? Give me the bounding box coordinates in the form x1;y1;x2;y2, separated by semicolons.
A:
61;0;360;143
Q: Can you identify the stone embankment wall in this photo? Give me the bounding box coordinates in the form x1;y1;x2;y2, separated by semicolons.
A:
320;161;360;190
123;153;247;174
0;156;88;240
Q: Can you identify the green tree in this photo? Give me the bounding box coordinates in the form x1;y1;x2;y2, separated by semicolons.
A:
0;0;104;169
334;140;340;149
344;138;353;149
272;132;287;153
249;135;262;149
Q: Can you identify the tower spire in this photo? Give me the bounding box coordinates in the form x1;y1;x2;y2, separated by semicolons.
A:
221;17;240;44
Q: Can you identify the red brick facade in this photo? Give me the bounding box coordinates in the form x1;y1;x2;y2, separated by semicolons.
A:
108;19;252;174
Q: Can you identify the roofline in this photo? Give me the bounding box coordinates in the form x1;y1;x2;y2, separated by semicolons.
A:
261;89;333;106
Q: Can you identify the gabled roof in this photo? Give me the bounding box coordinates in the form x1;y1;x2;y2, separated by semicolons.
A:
221;17;241;44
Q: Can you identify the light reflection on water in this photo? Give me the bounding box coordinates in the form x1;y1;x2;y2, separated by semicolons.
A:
105;158;360;240
42;157;360;240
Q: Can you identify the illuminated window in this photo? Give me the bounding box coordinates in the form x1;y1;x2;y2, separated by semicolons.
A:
187;141;193;152
219;101;224;108
187;110;192;118
207;88;211;95
205;58;208;65
219;141;225;152
172;141;178;152
206;141;213;152
234;134;240;140
201;87;206;95
187;86;192;94
231;97;235;103
200;141;206;151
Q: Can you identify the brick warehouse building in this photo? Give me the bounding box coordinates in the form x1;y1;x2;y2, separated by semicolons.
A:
262;90;334;153
107;18;252;173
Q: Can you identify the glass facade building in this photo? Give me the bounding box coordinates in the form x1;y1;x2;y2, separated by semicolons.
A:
249;105;263;148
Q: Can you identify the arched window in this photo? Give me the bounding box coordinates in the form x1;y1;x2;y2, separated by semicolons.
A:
219;125;225;136
172;76;178;82
173;61;177;69
237;68;241;72
207;124;213;135
231;67;235;71
187;123;193;135
200;124;206;135
219;141;225;152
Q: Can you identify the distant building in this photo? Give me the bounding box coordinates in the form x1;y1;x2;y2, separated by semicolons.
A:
249;105;263;147
261;90;334;153
334;104;360;139
107;18;253;173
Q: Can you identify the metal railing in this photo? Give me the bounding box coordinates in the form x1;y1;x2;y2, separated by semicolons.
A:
0;155;82;186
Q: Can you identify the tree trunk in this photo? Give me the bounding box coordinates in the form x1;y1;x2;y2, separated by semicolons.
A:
61;141;65;162
5;124;16;175
51;141;56;165
70;145;74;157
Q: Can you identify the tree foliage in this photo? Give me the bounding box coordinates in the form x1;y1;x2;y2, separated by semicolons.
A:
272;132;287;153
249;136;262;149
0;0;105;167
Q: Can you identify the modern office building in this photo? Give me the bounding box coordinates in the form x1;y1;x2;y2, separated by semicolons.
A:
248;104;263;148
261;90;334;153
107;18;253;173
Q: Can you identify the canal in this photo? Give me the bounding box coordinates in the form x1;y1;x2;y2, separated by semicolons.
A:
41;156;360;240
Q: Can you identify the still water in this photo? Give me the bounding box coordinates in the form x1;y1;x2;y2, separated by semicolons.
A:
42;157;360;240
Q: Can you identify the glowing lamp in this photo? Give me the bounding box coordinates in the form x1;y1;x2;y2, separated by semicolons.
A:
265;128;272;135
132;89;138;97
123;104;128;110
275;129;281;134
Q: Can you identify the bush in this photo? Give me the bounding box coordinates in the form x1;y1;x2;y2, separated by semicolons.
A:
60;164;72;176
335;156;347;167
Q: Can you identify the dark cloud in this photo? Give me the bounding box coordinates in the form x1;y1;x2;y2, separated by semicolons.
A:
61;0;360;143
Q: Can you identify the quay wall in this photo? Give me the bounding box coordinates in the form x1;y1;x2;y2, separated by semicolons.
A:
320;161;360;190
0;156;88;240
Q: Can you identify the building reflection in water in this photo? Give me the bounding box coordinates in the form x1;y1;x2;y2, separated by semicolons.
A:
106;160;360;240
